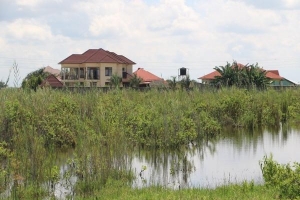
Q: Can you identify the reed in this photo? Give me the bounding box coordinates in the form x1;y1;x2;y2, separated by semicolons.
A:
1;87;300;198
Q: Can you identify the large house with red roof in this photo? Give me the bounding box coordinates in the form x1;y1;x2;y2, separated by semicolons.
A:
58;48;135;87
198;64;296;87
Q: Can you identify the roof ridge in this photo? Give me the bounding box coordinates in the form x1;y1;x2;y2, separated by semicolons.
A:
119;54;135;64
82;49;102;63
98;51;123;63
105;51;125;63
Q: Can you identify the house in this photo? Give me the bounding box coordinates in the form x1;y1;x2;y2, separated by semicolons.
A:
40;74;63;88
44;66;61;77
133;68;164;87
58;48;136;87
265;70;297;87
198;63;296;87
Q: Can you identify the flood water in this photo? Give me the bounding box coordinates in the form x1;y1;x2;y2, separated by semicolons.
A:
131;126;300;189
4;126;298;199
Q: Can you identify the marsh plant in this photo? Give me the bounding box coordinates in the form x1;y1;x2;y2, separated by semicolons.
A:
1;88;300;198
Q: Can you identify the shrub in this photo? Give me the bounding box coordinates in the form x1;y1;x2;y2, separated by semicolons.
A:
260;155;300;199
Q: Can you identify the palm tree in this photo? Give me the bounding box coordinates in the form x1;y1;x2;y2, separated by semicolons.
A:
250;64;270;90
243;63;270;90
179;75;192;90
167;76;177;90
213;61;270;90
212;62;235;87
130;74;143;88
21;67;50;91
109;73;122;89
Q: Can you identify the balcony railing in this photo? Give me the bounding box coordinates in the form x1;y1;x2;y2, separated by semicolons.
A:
61;74;79;80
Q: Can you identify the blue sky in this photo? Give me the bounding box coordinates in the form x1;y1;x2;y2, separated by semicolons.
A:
0;0;300;86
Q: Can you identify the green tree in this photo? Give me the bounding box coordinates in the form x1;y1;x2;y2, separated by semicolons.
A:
213;61;243;87
244;63;270;90
0;81;7;89
213;61;270;90
21;67;50;91
167;76;177;90
109;74;122;88
179;75;192;90
130;74;143;88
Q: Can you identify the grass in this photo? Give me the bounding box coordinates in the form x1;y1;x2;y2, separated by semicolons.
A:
75;180;278;200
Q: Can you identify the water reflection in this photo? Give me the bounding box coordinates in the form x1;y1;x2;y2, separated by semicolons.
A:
132;127;300;188
132;139;217;189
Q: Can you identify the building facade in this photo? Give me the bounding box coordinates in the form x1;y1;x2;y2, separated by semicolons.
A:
59;48;135;87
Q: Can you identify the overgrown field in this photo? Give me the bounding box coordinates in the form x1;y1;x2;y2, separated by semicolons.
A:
0;88;300;199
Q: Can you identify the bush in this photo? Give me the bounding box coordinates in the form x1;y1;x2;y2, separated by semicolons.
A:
260;155;300;199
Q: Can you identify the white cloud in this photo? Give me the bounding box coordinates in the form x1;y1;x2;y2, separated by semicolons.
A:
0;0;300;84
284;0;300;8
6;19;52;41
16;0;41;7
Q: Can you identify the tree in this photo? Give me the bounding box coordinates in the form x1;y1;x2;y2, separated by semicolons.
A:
130;74;143;88
109;74;122;88
213;61;243;87
243;63;270;90
179;75;192;90
167;76;177;90
0;81;7;89
212;61;270;90
22;67;50;91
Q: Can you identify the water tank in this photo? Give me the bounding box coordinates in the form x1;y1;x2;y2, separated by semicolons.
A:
179;68;187;76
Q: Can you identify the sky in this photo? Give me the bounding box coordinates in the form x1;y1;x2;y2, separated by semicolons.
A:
0;0;300;86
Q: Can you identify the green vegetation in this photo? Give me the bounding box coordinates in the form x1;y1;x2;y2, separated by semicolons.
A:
0;81;7;89
167;76;177;90
109;73;122;88
260;155;300;199
75;180;277;200
213;61;270;89
1;88;300;199
130;73;143;87
179;75;192;90
21;67;50;91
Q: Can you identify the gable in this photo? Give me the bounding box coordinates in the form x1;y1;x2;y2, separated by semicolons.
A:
41;74;63;87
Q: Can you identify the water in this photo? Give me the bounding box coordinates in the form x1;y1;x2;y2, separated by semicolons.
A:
131;126;300;188
4;127;299;199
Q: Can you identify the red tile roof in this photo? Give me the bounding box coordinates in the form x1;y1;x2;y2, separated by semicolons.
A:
133;68;163;83
199;71;220;80
265;71;282;80
267;70;279;76
59;48;136;65
198;64;283;80
41;74;63;87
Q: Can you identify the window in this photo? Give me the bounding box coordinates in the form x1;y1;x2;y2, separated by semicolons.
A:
87;68;100;80
105;67;112;76
80;68;84;78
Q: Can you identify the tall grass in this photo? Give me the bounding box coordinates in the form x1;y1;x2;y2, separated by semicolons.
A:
0;87;300;198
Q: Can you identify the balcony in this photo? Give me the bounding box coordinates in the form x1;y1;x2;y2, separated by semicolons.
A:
61;74;79;80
